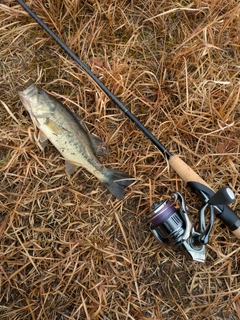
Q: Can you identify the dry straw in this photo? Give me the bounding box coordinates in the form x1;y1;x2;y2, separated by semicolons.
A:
0;0;240;319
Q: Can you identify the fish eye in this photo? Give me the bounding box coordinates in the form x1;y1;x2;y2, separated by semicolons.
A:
38;89;43;95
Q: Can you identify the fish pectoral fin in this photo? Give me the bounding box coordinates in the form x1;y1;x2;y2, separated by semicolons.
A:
38;130;48;150
45;119;62;135
65;160;78;175
89;133;108;156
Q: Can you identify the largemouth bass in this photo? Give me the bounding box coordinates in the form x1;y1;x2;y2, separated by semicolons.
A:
18;80;134;199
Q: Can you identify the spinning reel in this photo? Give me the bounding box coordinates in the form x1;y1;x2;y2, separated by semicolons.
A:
149;183;236;262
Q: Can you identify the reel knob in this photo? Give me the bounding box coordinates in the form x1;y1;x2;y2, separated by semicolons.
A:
208;187;235;206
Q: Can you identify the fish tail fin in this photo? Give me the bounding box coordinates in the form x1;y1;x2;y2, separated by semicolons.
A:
102;169;134;200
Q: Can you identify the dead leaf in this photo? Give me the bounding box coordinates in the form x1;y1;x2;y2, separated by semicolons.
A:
89;57;103;68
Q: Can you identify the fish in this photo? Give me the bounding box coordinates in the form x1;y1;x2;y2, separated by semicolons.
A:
18;80;134;199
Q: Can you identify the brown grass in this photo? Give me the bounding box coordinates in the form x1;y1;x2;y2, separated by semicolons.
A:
1;0;240;319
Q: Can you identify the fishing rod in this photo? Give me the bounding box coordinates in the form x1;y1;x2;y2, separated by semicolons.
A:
16;0;240;262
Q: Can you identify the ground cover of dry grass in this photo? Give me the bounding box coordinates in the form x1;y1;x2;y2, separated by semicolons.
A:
0;0;240;319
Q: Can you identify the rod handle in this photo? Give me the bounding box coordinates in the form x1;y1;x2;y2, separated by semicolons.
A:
168;155;211;189
232;228;240;238
169;155;240;239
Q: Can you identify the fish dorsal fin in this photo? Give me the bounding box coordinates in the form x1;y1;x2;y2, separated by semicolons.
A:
72;112;108;157
89;133;108;156
72;112;86;128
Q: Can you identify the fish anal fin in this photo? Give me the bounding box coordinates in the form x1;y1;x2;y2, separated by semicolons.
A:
89;133;108;156
65;160;77;175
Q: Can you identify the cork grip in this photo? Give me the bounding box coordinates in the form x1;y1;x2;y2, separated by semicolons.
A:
168;155;212;190
232;228;240;239
169;155;240;239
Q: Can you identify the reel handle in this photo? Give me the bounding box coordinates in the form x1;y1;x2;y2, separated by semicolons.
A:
208;187;235;206
169;155;240;239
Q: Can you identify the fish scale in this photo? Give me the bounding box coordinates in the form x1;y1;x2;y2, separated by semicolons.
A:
18;80;134;199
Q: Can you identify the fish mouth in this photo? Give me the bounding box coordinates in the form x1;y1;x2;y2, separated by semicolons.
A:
19;80;38;98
